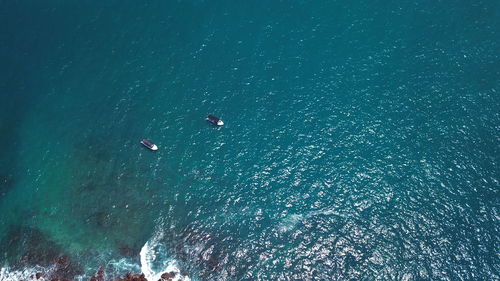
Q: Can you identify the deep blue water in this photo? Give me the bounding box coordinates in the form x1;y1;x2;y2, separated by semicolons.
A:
0;1;499;280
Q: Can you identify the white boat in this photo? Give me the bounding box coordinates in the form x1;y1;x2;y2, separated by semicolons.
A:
141;139;158;151
206;114;224;126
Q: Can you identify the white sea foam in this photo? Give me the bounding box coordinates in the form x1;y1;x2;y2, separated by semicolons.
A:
109;258;141;272
278;214;304;232
140;230;191;281
107;257;142;278
0;265;53;281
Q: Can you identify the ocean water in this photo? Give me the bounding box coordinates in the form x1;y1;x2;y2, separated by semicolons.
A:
0;1;499;280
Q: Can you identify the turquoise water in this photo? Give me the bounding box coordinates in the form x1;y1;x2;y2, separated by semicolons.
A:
1;1;499;280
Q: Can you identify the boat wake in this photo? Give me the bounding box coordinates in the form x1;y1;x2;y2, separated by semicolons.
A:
278;208;342;233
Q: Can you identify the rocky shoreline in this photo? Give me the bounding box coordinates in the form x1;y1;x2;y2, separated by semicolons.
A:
11;253;185;281
89;269;180;281
1;224;226;281
25;264;182;281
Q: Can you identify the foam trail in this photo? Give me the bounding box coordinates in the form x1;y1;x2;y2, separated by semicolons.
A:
278;213;304;232
279;208;342;232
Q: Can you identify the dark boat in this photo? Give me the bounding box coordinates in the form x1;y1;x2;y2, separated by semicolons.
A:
140;139;158;151
206;114;224;126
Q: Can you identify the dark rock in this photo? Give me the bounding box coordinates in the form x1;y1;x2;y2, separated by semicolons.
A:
111;271;181;281
55;256;69;266
205;256;220;271
159;271;176;281
89;267;105;281
36;272;43;279
113;272;148;281
50;255;83;280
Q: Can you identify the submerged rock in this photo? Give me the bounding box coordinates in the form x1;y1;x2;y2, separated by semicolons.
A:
52;255;83;280
113;272;148;281
0;226;82;280
102;270;180;281
117;243;139;258
0;172;15;195
89;267;105;281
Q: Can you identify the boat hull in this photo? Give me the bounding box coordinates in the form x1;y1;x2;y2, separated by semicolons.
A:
141;139;158;151
207;114;224;126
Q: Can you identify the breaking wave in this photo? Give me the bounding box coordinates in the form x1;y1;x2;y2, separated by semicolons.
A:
140;229;191;281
